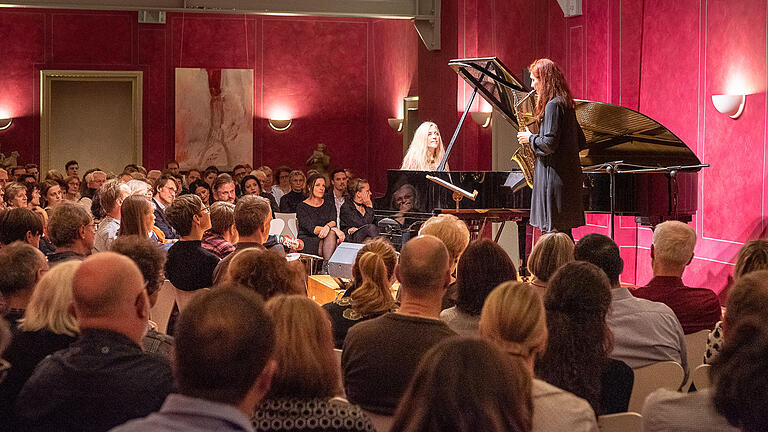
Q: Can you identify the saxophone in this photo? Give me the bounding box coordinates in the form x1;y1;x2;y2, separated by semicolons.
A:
511;90;538;189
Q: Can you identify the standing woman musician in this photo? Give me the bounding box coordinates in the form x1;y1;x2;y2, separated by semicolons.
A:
401;121;449;171
517;59;585;237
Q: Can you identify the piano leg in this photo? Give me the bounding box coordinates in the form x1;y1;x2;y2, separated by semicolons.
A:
517;220;531;277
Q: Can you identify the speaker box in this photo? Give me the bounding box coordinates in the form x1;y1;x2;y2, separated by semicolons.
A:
328;242;365;279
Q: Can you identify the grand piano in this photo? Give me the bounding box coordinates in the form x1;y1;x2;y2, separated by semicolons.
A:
375;57;706;268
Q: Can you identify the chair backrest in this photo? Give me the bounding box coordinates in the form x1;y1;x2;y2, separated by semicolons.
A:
627;361;685;413
362;409;394;432
682;329;710;390
598;412;643;432
269;218;285;236
174;286;210;311
149;280;176;334
274;212;298;237
693;363;712;390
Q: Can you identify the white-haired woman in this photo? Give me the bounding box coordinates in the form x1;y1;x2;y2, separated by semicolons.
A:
401;121;449;170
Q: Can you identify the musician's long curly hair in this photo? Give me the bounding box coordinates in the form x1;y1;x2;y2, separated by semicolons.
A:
401;122;447;170
529;59;575;119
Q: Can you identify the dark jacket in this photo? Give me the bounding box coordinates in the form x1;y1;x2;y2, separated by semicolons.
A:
152;198;178;239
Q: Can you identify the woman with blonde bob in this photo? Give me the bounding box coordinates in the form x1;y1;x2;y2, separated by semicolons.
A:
401;122;449;171
479;281;598;432
391;337;532;432
323;238;398;348
252;295;374;432
0;261;81;427
526;232;574;297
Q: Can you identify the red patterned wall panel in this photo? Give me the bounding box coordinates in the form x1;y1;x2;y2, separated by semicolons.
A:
50;12;133;65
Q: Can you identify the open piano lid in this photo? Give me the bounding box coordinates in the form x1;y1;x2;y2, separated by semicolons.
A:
449;57;703;170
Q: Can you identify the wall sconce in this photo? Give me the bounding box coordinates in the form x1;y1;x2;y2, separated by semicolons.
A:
470;112;492;128
387;118;403;132
712;94;745;119
268;118;292;131
0;118;12;131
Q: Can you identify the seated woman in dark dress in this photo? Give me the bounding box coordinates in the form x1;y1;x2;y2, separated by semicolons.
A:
296;173;345;261
240;174;278;216
339;178;378;243
534;261;634;415
322;238;398;348
278;170;306;214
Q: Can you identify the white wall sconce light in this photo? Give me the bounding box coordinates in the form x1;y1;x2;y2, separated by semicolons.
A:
387;118;403;132
470;112;492;128
268;118;292;131
712;94;745;119
0;118;12;131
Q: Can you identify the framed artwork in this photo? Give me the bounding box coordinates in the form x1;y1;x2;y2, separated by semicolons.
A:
175;68;253;169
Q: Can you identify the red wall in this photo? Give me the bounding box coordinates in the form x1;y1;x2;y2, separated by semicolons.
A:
440;0;768;291
0;9;414;192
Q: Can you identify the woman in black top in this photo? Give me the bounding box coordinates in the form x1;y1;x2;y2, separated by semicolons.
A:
278;170;307;213
535;261;633;415
296;173;345;260
241;174;278;216
339;178;378;243
517;58;585;237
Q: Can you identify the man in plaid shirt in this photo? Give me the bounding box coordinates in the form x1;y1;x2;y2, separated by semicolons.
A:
201;201;237;259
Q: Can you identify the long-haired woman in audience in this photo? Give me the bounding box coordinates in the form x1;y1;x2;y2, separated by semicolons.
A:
252;295;374;432
339;178;378;244
188;179;212;207
322;238;398;348
391;337;531;432
526;232;574;297
480;281;599;432
296;173;345;266
63;175;80;201
400;121;448;171
26;182;41;210
241;174;278;215
0;261;80;428
440;239;518;336
227;248;306;299
117;195;156;241
535;261;633;415
40;179;63;213
706;239;768;364
4;182;28;209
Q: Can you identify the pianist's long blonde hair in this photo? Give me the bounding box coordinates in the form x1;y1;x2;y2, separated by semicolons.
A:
401;121;448;171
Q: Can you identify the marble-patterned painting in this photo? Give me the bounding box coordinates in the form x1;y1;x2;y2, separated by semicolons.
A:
175;68;253;169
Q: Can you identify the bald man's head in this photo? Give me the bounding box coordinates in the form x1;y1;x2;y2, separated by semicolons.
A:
396;235;450;298
73;252;146;320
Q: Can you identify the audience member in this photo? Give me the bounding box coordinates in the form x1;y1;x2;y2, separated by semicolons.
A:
0;261;80;431
242;174;278;215
279;170;307;213
4;182;28;208
93;179;130;252
16;253;173;431
633;221;720;333
342;235;455;415
535;261;633;415
31;206;55;255
339;178;378;243
232;164;248;196
327;168;348;219
189;178;212;206
110;235;173;357
201;201;237;258
0;207;43;246
126;178;152;199
391;338;531;432
146;169;161;186
25;181;41;210
113;287;275;432
253;295;374;432
213;173;236;204
164;160;180;177
323;238;398;348
165;194;218;291
46;201;95;264
296;173;343;265
257;165;274;194
479;281;599;432
40;179;63;212
574;233;688;373
152;174;179;239
10;165;26;180
642;271;768;432
526;232;574;297
212;195;272;284
706;240;768;363
44;169;64;182
63;175;80;201
203;166;219;187
226;248;305;299
271;165;291;205
117;195;155;240
440;239;517;336
0;242;49;327
0;167;8;189
64;160;79;178
419;213;470;308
